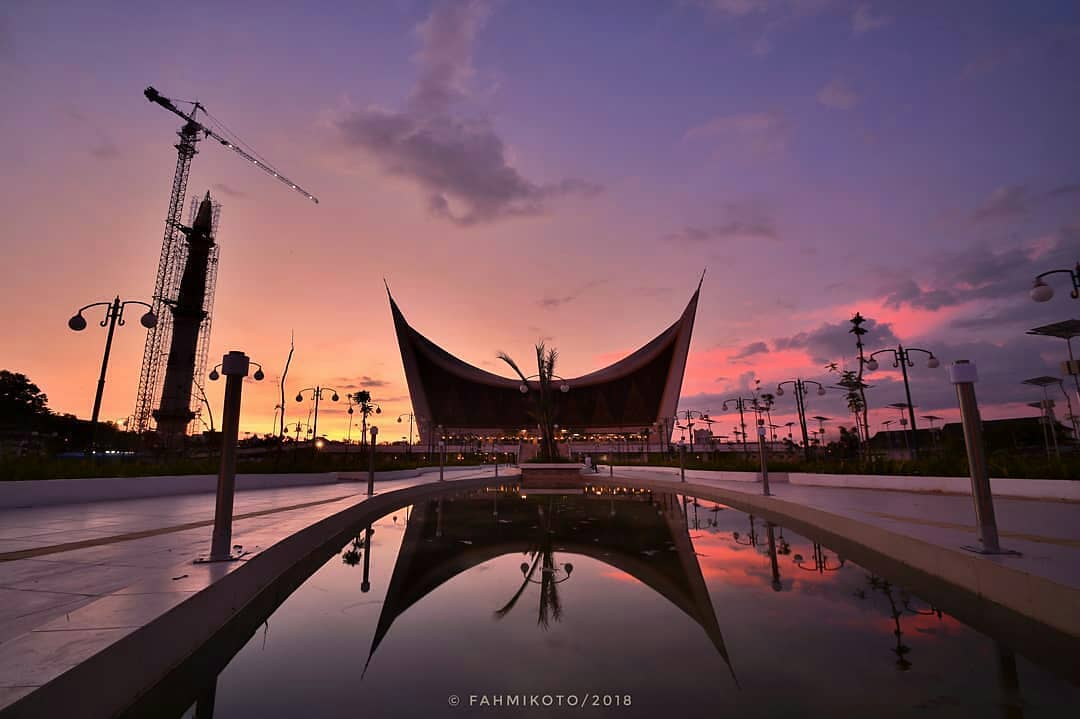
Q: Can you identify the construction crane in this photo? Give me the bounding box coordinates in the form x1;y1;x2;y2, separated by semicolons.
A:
132;86;318;436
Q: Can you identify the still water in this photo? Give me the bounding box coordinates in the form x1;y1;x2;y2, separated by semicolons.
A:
164;486;1079;718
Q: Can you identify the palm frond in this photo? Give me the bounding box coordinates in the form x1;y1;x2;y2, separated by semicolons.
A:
496;351;528;383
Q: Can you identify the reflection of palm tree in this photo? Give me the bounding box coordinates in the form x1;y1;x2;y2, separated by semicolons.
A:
493;500;573;629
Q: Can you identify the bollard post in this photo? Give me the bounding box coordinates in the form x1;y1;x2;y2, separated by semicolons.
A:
679;439;686;482
204;351;255;562
948;360;1016;555
367;426;378;496
757;420;771;496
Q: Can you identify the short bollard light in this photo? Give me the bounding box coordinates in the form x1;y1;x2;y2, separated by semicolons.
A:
199;350;264;563
948;360;1018;556
367;425;378;497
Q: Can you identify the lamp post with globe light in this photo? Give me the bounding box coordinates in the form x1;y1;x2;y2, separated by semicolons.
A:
294;386;340;449
775;379;826;460
1030;261;1080;302
68;296;157;452
863;346;940;459
397;413;415;455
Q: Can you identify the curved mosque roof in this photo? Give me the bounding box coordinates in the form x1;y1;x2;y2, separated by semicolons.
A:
388;280;701;439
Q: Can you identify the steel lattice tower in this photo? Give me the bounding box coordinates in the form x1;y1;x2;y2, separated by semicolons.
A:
133;120;201;434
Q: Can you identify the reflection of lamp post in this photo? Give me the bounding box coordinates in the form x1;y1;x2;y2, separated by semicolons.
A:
775;379;825;460
732;515;759;546
397;413;415;455
864;345;940;459
295;386;339;449
68;296;157;451
792;543;844;572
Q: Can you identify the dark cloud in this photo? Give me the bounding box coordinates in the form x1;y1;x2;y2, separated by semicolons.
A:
89;140;119;160
664;220;778;244
663;203;780;244
883;223;1077;313
334;375;391;390
335;0;600;226
773;316;900;365
883;279;957;311
538;280;606;310
971;185;1029;222
212;183;247;198
1043;183;1080;200
732;341;769;359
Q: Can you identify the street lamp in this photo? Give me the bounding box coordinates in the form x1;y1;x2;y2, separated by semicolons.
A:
68;296;157;451
863;345;940;459
294;386;340;449
1030;261;1080;302
720;397;756;456
810;415;830;457
678;409;710;452
775;379;825;460
397;413;415;455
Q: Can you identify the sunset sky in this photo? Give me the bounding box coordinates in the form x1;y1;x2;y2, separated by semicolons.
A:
2;0;1078;443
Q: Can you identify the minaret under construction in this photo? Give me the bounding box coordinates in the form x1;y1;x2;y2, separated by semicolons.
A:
153;192;220;448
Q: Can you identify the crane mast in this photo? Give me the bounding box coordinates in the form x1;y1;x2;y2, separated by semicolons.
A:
132;87;317;437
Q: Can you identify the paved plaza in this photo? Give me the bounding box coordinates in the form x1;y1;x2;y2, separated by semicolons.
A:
0;467;1077;711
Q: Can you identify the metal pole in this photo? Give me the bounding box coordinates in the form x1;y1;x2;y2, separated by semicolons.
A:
438;424;445;481
757;421;770;496
311;387;321;452
899;347;919;459
949;361;1008;554
797;382;811;461
209;351;249;561
367;426;378;496
679;440;686;482
737;401;747;456
89;297;122;451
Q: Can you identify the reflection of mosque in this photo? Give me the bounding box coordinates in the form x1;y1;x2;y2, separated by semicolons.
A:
359;487;736;680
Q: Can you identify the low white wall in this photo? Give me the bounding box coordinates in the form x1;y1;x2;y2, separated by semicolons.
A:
0;465;494;509
788;472;1080;500
602;465;1080;501
602;465;764;483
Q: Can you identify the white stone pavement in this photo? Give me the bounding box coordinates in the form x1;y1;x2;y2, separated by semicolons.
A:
0;468;501;649
1;465;1077;710
606;466;1080;590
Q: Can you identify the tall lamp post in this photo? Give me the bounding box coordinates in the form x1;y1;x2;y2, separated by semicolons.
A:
397;413;415;455
1026;321;1080;443
720;397;755;456
863;345;940;459
295;386;340;449
775;379;825;460
68;296;157;451
678;409;710;452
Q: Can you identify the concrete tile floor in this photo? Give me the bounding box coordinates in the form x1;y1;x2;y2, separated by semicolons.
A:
622;469;1080;588
1;465;1075;712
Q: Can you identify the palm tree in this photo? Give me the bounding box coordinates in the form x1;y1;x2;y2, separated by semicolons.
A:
497;342;562;460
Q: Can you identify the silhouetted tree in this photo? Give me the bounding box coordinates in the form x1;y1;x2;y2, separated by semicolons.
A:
0;371;50;427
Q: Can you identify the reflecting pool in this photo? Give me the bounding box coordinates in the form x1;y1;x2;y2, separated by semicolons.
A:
156;486;1078;718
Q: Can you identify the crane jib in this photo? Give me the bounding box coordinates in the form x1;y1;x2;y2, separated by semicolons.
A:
143;85;319;204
